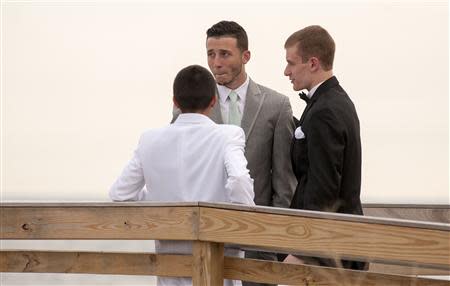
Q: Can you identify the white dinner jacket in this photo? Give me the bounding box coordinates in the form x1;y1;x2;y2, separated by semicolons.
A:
109;113;255;286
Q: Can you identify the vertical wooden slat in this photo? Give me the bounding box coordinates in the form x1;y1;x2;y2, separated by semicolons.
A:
192;241;224;286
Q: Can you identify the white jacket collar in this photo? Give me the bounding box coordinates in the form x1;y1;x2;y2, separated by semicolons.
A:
173;113;215;125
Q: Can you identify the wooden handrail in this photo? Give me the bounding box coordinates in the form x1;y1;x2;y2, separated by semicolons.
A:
1;204;198;240
363;204;450;224
1;202;449;285
198;204;450;269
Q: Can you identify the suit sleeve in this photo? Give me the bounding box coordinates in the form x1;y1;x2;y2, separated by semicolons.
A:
224;128;255;206
109;137;146;201
305;108;345;211
272;96;297;208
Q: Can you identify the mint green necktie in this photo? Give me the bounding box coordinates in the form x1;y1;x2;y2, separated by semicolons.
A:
228;91;241;126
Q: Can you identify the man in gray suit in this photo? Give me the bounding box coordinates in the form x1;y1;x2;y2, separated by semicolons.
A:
173;21;296;286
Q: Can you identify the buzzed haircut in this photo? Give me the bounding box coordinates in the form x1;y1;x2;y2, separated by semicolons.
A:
206;20;248;52
173;65;216;113
285;25;335;71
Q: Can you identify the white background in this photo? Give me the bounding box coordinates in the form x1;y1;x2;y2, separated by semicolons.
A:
2;0;448;204
1;0;449;283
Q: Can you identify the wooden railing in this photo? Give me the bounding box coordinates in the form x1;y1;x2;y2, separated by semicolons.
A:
1;202;449;285
363;203;450;277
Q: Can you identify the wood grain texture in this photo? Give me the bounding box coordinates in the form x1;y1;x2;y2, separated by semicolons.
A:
224;257;450;286
2;203;449;282
363;207;450;224
192;241;224;286
1;206;197;240
365;205;450;275
363;204;449;209
198;202;449;231
0;202;200;207
369;263;450;276
0;250;192;277
3;251;448;285
198;208;450;269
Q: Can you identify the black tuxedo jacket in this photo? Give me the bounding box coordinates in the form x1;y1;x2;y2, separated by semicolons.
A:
290;76;367;270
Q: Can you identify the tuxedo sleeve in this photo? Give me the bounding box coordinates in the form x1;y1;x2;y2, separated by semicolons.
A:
271;96;297;208
224;128;255;206
305;108;345;212
109;136;146;201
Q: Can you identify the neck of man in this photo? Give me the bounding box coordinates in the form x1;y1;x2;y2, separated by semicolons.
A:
180;108;212;116
225;70;247;90
200;107;212;116
309;70;333;91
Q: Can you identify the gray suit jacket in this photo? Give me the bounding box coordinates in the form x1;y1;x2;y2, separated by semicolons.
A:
173;78;296;208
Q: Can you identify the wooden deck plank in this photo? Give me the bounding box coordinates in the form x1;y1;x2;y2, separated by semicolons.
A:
2;251;447;285
224;257;450;286
0;250;192;277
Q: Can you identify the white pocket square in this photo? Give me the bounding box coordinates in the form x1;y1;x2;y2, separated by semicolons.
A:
294;126;305;139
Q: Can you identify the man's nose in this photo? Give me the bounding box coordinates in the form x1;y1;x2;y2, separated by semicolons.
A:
284;67;290;76
212;56;222;68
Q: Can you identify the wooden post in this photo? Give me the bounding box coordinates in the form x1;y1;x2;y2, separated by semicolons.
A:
192;241;224;286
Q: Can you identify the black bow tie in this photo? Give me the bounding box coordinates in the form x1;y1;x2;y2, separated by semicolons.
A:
299;91;309;103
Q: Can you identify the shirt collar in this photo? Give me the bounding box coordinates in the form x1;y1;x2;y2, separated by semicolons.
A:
307;80;325;99
217;75;250;103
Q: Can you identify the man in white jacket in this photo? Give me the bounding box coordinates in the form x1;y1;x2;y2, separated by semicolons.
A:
110;64;255;286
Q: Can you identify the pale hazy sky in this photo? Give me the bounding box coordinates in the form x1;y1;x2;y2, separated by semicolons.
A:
1;0;448;203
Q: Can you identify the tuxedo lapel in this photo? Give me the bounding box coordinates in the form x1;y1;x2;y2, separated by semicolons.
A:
299;76;339;125
299;101;314;125
241;79;265;142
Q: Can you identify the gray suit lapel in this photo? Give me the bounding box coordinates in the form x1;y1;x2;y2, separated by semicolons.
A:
241;78;265;142
209;95;224;124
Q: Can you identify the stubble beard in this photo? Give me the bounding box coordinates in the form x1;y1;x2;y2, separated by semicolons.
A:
216;65;243;89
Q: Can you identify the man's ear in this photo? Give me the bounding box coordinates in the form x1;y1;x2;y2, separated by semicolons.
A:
310;57;320;72
173;96;180;109
209;95;216;108
242;50;251;64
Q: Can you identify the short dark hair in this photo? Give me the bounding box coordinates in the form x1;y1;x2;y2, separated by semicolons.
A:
285;25;335;71
173;65;216;113
206;21;248;51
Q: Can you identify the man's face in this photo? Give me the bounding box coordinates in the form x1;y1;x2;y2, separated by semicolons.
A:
206;36;249;89
284;45;311;91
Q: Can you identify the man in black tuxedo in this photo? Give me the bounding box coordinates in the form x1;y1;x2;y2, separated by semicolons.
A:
283;25;367;270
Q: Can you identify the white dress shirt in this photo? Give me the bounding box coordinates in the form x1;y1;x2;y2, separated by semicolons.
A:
109;113;254;286
217;75;250;123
